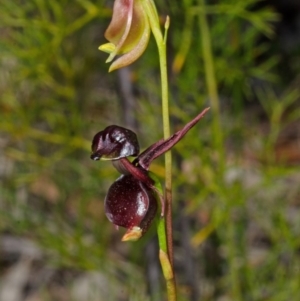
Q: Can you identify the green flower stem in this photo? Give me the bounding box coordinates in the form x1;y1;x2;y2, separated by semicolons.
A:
152;172;176;301
143;0;173;263
157;218;176;300
142;0;176;300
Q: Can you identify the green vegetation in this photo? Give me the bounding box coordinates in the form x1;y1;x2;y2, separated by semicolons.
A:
1;0;300;300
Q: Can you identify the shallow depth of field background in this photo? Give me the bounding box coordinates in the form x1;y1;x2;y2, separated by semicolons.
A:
1;0;300;300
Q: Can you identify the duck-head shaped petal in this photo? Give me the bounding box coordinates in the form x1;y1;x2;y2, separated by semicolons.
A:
91;125;140;160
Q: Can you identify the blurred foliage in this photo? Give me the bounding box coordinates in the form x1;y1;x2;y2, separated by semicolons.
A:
1;0;300;300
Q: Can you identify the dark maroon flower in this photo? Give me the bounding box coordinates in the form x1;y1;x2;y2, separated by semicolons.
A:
91;108;210;240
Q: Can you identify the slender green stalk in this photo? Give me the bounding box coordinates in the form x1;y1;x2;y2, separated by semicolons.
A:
198;0;225;173
157;216;176;300
142;1;176;300
143;0;173;264
152;172;176;301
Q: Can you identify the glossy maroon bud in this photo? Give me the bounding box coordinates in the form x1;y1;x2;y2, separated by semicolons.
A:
91;125;139;161
105;174;158;240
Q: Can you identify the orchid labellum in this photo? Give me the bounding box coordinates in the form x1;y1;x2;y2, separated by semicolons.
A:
99;0;151;72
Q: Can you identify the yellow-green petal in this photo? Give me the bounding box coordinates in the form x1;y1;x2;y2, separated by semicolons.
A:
98;43;116;55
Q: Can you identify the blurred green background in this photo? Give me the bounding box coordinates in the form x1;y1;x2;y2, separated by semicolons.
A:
1;0;300;300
